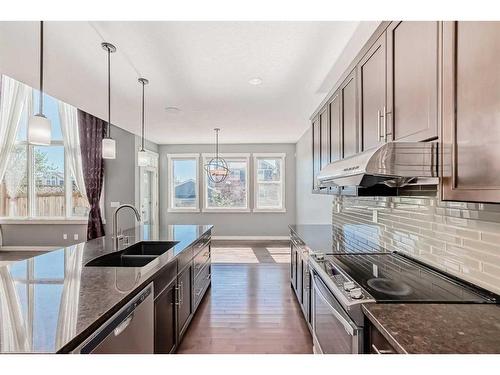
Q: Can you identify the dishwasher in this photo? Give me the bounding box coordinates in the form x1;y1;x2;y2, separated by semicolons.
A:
73;283;154;354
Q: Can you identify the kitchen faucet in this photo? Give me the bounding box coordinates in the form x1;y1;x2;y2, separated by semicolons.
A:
113;204;141;249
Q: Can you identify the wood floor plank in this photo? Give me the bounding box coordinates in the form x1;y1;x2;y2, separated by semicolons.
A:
177;246;313;354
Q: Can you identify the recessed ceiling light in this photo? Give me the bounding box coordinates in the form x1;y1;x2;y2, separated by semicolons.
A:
165;106;181;114
248;77;263;86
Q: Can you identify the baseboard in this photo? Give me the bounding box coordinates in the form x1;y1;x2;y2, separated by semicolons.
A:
212;235;289;241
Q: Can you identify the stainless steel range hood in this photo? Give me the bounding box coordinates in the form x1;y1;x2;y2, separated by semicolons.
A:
317;142;442;188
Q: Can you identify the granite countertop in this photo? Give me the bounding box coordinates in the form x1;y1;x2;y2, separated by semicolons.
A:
0;224;213;354
363;303;500;354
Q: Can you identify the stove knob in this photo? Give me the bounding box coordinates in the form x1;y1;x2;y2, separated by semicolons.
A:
343;281;355;291
349;288;363;299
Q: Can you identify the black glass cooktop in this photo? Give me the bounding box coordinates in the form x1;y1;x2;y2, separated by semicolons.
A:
324;253;498;303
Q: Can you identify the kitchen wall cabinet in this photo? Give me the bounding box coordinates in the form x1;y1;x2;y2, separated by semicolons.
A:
312;116;321;193
442;21;500;203
358;33;387;151
319;107;330;170
341;71;358;158
386;21;439;142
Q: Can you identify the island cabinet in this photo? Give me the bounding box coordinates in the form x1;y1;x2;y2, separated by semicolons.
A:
154;280;177;353
177;264;193;339
358;33;387;151
386;21;439;142
441;21;500;203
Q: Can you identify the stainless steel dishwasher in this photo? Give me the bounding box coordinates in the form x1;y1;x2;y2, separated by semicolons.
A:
73;283;154;354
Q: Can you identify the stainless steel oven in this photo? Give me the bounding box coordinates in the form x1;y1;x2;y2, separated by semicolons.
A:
311;271;362;354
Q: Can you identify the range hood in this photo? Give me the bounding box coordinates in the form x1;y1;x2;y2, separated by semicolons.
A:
317;142;443;188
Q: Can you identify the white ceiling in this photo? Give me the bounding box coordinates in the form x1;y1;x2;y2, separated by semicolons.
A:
0;21;377;144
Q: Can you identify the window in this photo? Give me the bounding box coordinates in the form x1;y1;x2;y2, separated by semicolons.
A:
0;82;89;220
203;154;250;212
253;153;286;212
167;154;199;211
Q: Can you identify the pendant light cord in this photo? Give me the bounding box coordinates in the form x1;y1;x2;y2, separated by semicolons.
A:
39;21;44;115
107;46;111;138
141;81;145;151
215;128;219;159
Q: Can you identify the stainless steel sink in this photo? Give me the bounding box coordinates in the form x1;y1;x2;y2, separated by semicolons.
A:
85;241;179;268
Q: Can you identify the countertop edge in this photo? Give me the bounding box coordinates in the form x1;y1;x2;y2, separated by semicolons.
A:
362;303;408;354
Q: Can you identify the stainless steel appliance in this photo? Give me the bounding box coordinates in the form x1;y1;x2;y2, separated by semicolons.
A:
317;142;448;188
309;253;498;354
73;283;154;354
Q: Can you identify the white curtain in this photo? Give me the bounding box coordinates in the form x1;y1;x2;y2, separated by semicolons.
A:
0;266;29;352
55;243;84;348
0;75;30;182
58;102;86;199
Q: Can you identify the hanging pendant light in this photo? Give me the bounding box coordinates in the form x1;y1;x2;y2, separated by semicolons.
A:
137;77;149;167
204;128;230;183
101;42;117;159
28;21;52;146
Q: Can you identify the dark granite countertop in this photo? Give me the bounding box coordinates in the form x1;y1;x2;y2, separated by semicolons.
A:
362;303;500;354
0;224;212;353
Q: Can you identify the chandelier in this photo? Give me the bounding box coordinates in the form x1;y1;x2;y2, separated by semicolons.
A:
204;128;229;183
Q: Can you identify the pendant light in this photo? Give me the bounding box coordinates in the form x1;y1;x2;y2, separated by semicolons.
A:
204;128;230;183
28;21;52;145
102;42;117;159
137;77;149;167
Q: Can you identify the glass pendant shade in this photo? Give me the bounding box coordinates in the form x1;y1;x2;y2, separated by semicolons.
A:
28;114;51;145
102;137;116;159
138;149;148;167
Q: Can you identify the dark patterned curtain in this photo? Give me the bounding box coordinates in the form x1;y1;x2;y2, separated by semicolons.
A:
78;110;105;240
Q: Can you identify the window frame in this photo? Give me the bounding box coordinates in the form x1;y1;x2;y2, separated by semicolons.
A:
0;89;89;224
253;152;286;213
167;153;200;213
202;153;251;213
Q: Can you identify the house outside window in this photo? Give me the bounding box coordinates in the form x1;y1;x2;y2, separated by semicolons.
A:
253;153;286;212
167;154;200;212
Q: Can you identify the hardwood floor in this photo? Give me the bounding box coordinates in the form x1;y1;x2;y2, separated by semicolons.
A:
176;244;313;354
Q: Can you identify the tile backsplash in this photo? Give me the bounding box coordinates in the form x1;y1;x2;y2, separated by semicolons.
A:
332;194;500;294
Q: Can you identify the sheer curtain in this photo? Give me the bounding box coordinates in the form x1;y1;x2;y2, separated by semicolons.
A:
59;102;86;200
0;75;30;184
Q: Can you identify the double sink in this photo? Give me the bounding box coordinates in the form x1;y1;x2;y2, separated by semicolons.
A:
85;241;179;268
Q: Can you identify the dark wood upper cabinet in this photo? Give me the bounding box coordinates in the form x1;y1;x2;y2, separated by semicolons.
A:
329;92;341;162
319;106;330;169
358;33;387;151
312;116;321;192
341;71;358;158
442;21;500;203
386;21;439;142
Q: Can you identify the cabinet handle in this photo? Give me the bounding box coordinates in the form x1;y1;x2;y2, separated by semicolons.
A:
382;106;387;142
377;110;382;141
174;285;180;305
179;282;183;305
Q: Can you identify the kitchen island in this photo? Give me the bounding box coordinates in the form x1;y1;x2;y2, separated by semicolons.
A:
0;224;213;353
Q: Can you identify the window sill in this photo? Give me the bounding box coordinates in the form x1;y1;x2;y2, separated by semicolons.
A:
167;208;201;213
202;208;251;213
0;218;88;225
253;208;287;213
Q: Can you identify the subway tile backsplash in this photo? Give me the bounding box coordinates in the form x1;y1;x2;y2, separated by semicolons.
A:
332;194;500;294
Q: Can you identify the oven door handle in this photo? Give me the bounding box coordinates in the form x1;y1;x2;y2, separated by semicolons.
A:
313;276;357;336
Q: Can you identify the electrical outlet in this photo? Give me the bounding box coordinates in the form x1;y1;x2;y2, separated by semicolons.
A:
110;201;121;207
63;234;68;240
74;234;79;241
372;210;378;223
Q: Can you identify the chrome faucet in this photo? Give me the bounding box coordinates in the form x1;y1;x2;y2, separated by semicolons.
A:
113;204;141;249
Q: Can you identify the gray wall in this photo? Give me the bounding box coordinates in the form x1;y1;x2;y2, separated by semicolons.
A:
295;127;332;224
159;143;296;237
1;124;158;246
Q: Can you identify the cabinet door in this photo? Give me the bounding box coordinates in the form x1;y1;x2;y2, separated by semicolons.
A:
329;92;341;162
319;106;330;170
358;33;387;151
312;116;321;192
154;282;177;354
387;21;439;142
291;245;298;290
177;265;192;337
341;71;358;158
442;21;500;202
